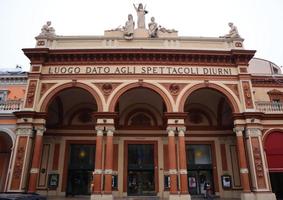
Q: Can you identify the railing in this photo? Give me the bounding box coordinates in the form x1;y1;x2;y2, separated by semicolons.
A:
0;100;23;112
255;101;283;113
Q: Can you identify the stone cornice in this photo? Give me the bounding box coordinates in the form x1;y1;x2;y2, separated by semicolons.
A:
23;48;255;66
13;111;47;119
251;75;283;87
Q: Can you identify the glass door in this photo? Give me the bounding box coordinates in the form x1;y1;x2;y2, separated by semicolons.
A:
66;144;95;196
127;144;156;196
186;144;214;195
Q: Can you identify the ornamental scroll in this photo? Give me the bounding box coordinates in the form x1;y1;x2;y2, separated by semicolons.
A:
10;136;28;190
242;81;254;109
251;137;267;189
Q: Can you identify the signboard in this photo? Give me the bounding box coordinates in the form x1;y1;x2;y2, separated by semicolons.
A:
48;174;59;189
42;65;237;76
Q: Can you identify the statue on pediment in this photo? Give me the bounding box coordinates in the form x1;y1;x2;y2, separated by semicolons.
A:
224;22;241;38
123;14;135;40
133;3;148;29
39;21;55;37
148;17;158;38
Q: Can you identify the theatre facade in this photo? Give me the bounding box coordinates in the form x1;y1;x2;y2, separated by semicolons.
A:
3;7;283;200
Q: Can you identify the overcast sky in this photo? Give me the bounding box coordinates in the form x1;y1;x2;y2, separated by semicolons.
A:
0;0;282;71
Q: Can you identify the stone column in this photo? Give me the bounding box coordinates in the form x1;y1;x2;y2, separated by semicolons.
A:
93;128;104;194
28;126;45;193
104;127;114;194
177;127;188;194
234;127;251;193
167;127;178;196
245;127;276;200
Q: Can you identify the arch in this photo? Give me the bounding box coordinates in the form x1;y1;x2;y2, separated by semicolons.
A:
178;83;240;113
263;129;283;147
108;82;173;112
0;128;15;147
263;129;283;172
40;82;103;112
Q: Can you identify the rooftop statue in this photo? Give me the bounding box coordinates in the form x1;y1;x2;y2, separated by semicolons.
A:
158;25;177;34
123;14;135;40
39;21;55;37
133;3;148;29
148;17;158;38
224;22;241;38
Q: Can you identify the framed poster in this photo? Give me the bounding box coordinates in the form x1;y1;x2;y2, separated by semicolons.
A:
48;174;59;189
188;176;197;188
221;175;232;189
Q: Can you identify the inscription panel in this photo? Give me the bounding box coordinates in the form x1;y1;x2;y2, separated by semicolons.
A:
42;65;238;76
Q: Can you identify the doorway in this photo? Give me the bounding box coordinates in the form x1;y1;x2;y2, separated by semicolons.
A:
66;144;95;196
186;144;214;195
270;172;283;199
127;143;157;196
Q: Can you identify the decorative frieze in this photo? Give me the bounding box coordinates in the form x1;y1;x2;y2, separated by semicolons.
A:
10;136;27;190
40;83;56;98
242;81;254;109
225;84;240;99
25;80;37;108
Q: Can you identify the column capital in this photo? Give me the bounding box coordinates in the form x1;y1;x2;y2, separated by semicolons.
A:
106;126;115;136
16;127;34;136
95;127;104;136
34;126;46;136
245;128;262;137
167;127;176;136
177;126;186;136
233;127;245;136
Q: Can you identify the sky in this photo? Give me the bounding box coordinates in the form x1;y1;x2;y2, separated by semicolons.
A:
0;0;282;71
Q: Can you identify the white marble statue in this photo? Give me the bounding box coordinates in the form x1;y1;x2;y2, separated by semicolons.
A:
158;25;177;33
148;17;158;38
225;22;240;38
123;14;135;40
40;21;55;36
133;3;148;29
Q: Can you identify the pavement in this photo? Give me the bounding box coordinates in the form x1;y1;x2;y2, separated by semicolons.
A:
46;196;240;200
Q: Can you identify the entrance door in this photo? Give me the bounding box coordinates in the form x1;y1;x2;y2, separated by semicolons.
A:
127;144;156;196
66;144;95;196
270;172;283;199
188;170;213;195
186;144;214;195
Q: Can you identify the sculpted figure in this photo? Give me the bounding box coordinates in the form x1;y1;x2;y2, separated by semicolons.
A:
133;3;148;29
158;25;177;33
40;21;55;36
225;22;240;38
123;14;135;40
148;17;158;38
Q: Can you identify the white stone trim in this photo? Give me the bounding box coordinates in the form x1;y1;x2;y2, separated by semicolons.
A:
179;169;188;174
169;169;178;175
246;128;262;137
93;169;103;174
30;168;39;174
240;168;249;174
96;129;104;136
104;169;113;174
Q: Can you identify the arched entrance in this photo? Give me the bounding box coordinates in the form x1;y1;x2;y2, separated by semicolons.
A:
183;88;235;196
0;131;13;192
44;87;98;196
264;131;283;199
114;87;167;196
